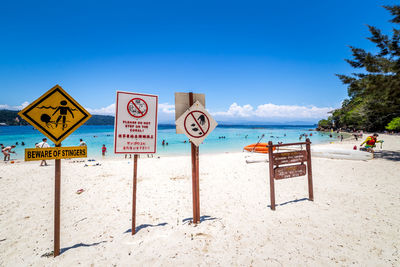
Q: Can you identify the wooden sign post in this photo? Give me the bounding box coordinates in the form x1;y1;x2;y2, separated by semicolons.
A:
175;92;217;224
114;91;158;235
268;138;313;210
54;144;61;256
189;93;200;223
18;85;91;257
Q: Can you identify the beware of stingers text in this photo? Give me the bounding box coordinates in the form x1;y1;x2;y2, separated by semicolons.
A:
24;146;87;161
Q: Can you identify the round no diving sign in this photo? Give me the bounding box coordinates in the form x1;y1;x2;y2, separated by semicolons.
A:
175;101;218;146
184;111;210;138
127;98;148;118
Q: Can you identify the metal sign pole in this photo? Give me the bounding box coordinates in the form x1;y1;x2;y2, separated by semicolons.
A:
189;92;200;223
132;154;138;235
306;138;314;201
54;143;61;257
268;141;276;210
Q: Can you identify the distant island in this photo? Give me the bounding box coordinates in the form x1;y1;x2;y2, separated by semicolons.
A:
0;109;317;127
0;110;114;126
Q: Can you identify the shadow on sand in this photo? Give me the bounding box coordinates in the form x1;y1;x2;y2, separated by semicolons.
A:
267;197;309;208
60;241;107;255
124;222;168;234
182;215;219;224
374;150;400;161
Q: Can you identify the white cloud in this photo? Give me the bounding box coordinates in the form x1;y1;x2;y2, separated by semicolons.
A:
1;100;333;123
85;104;116;115
212;103;254;117
20;101;29;109
85;102;175;117
212;102;334;121
159;103;175;114
0;101;29;110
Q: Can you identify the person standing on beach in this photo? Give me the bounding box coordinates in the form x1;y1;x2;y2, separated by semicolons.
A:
360;133;383;156
102;144;107;156
2;145;16;161
79;139;87;146
37;138;50;166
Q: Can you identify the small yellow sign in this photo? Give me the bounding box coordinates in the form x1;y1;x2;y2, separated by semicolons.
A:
18;85;91;144
24;146;87;161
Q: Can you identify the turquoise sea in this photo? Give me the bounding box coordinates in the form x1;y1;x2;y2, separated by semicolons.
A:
0;125;339;159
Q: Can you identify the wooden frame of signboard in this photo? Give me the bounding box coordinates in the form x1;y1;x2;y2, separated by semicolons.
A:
268;138;313;210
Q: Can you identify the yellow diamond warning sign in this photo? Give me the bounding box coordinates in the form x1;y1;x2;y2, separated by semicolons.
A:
18;85;91;144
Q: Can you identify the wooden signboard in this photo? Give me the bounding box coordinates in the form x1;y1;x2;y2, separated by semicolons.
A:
268;139;313;210
274;164;306;179
273;151;307;165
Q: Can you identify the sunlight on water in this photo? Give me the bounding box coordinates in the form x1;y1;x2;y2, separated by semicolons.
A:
0;125;338;159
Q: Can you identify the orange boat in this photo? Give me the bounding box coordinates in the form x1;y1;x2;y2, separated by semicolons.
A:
243;143;276;153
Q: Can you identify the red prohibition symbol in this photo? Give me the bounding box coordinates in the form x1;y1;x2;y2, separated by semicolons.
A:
127;98;148;118
184;111;210;138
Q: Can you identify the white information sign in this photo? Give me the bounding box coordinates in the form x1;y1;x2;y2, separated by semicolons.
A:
175;101;217;146
114;91;158;154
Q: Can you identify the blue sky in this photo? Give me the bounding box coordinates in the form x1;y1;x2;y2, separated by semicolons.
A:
0;0;398;123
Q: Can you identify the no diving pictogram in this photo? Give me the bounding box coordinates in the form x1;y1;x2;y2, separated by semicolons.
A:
127;98;148;118
184;111;210;138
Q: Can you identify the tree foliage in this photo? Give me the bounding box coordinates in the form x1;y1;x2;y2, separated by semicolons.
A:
386;117;400;131
319;5;400;131
0;110;28;126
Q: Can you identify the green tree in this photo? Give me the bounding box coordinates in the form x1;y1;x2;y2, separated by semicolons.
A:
333;5;400;131
386;117;400;131
317;117;333;129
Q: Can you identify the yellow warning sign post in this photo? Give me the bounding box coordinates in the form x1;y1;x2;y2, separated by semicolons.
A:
18;84;91;145
18;85;91;257
24;146;87;161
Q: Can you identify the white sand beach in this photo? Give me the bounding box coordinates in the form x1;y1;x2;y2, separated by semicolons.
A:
1;134;399;266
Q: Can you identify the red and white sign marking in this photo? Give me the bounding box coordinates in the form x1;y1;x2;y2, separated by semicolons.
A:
127;98;148;118
184;110;210;138
175;101;217;146
114;91;158;154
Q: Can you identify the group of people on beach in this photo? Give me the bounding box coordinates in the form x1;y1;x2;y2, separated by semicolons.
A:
1;137;108;163
325;129;383;154
1;131;386;163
